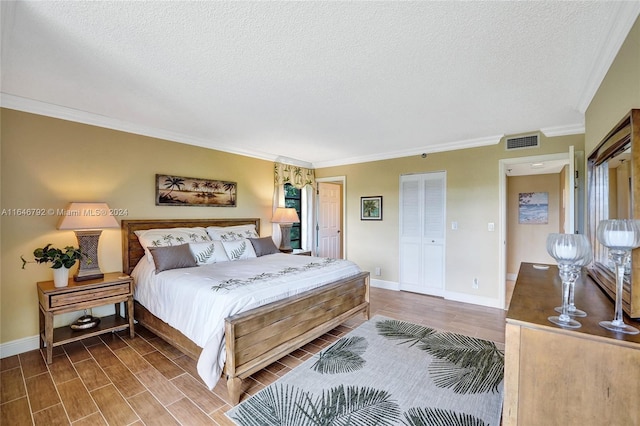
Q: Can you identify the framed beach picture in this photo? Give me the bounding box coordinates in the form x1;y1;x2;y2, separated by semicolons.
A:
518;192;548;224
155;174;237;207
361;196;383;220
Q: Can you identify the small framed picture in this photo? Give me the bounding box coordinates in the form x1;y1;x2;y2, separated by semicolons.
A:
361;196;383;220
518;192;548;224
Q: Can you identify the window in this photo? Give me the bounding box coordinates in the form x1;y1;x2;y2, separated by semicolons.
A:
284;183;302;249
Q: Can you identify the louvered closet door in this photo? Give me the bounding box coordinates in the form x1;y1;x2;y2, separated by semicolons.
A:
399;172;445;296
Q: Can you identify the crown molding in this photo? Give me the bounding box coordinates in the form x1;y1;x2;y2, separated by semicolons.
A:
2;93;506;169
540;123;585;137
0;93;278;163
312;134;504;168
575;2;640;113
0;93;589;169
274;156;314;169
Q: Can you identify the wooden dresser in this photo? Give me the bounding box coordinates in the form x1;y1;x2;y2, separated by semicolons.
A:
504;262;640;425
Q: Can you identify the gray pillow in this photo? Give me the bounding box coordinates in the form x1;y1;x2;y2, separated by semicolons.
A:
148;244;197;274
249;237;280;257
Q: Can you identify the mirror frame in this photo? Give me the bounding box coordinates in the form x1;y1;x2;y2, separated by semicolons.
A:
587;109;640;318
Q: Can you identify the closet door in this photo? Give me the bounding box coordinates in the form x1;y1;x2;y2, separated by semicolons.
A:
399;172;446;296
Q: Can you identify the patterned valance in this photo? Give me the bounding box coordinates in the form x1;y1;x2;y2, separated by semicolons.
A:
274;162;315;189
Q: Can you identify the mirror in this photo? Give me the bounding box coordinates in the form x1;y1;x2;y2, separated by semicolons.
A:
587;109;639;318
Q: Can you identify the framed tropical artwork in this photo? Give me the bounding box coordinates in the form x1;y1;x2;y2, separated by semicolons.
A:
155;174;237;207
361;196;383;220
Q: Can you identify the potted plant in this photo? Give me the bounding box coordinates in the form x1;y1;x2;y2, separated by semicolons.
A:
21;244;89;287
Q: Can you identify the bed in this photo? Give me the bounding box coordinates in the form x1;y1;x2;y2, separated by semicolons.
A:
121;218;370;405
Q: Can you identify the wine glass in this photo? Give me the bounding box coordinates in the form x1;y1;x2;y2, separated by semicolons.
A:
554;235;592;317
546;233;592;328
596;219;640;335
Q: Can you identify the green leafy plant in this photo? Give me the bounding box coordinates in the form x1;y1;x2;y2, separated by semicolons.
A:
21;244;89;269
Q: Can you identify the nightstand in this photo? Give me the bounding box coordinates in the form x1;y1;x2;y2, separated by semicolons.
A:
291;249;312;256
37;272;134;364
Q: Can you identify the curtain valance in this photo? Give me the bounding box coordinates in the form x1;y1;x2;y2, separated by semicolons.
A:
274;162;315;189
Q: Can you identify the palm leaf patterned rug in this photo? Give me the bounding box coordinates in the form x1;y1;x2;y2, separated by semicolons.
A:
226;316;504;426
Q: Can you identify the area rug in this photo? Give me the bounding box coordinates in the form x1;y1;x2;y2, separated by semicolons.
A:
226;315;504;426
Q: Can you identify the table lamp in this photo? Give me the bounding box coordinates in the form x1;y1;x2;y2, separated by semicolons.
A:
57;202;119;281
272;207;300;253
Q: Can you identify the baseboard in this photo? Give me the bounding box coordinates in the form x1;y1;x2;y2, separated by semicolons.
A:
0;335;40;359
444;290;503;309
1;286;501;358
370;280;502;310
1;304;120;359
370;279;399;291
507;273;518;281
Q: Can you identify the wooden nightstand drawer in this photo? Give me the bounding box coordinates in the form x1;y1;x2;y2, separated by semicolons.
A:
49;282;131;308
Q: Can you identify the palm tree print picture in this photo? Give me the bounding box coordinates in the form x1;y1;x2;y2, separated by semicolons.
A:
155;174;237;207
361;196;382;220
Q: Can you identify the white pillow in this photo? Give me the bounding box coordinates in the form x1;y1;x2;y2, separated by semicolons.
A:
206;224;259;242
135;227;211;262
189;241;229;265
222;239;257;261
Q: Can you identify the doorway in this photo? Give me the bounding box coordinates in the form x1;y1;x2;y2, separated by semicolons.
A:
499;149;580;309
315;176;345;258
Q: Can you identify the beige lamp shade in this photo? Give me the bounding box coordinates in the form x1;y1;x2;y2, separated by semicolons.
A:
57;202;119;230
272;207;300;224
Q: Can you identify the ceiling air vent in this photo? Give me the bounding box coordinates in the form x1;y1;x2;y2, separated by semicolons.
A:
505;134;539;151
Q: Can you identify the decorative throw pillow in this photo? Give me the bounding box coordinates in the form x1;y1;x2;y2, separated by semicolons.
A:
148;244;197;274
206;225;259;242
248;237;280;257
135;227;211;262
221;239;257;261
189;241;229;265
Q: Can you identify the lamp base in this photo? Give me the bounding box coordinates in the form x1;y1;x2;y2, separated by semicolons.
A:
74;271;104;282
278;223;293;253
74;230;105;282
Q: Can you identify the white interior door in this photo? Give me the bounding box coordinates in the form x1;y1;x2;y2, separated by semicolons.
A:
567;145;576;234
317;182;342;258
399;172;446;296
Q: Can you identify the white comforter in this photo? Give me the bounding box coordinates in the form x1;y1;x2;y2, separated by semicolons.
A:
131;253;362;389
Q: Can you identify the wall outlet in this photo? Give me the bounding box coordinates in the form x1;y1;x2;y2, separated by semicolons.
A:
374;267;381;276
472;278;479;289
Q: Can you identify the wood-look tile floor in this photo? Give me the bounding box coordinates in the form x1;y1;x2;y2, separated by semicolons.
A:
0;287;507;425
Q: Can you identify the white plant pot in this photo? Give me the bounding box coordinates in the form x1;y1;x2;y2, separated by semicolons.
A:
53;267;70;288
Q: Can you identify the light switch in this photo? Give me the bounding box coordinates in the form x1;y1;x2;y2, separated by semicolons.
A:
488;222;495;232
451;221;458;230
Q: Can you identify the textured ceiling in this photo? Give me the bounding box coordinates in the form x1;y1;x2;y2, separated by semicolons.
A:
1;1;639;167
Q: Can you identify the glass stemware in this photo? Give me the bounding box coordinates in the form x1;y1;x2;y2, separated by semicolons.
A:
546;233;592;329
596;219;640;335
554;236;592;318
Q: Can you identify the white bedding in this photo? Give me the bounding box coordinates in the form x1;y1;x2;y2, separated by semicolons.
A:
131;253;362;389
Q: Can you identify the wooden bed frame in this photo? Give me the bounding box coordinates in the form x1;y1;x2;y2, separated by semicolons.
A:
122;218;370;405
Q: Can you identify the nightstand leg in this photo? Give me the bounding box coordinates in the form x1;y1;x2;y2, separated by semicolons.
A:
127;296;135;338
44;311;54;364
39;308;45;350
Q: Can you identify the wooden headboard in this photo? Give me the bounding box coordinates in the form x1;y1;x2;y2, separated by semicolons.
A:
121;218;260;275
